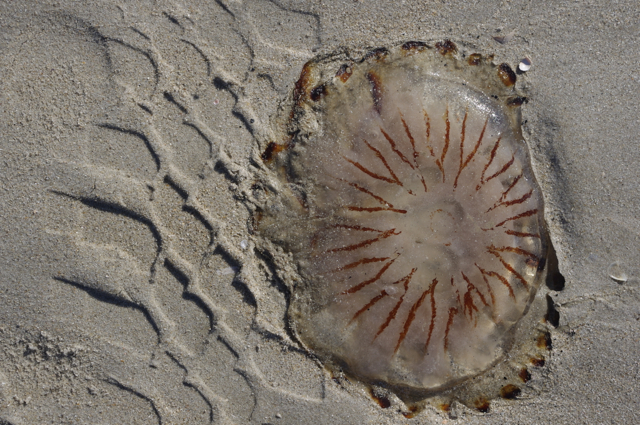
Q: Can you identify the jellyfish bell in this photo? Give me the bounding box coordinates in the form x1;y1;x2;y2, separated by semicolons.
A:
258;40;551;403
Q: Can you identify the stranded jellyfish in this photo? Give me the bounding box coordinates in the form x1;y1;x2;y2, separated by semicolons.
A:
259;41;548;393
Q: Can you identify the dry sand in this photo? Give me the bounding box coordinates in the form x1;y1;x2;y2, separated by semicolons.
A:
0;0;638;424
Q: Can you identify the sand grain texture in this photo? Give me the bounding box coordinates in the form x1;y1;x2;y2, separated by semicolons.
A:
0;1;638;424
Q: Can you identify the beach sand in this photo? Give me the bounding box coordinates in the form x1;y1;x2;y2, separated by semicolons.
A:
0;0;638;423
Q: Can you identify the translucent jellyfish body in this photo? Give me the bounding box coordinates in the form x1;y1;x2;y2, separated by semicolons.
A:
260;41;548;393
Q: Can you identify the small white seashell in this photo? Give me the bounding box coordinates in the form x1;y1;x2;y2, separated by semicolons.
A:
518;57;532;72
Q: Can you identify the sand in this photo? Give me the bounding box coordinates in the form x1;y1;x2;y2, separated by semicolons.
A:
0;0;638;424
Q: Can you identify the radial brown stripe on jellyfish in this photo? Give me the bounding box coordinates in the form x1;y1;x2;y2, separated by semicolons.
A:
259;41;549;394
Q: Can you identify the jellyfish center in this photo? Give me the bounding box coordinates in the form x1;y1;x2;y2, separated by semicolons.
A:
397;185;487;279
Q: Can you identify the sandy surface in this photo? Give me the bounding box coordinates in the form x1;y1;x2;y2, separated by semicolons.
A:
0;0;638;424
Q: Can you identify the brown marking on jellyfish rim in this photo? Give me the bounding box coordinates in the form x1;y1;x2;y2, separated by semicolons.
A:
500;384;522;399
424;278;439;353
487;248;530;289
498;63;517;87
402;405;419;418
438;403;451;413
435;39;457;55
363;47;389;63
507;96;528;107
342;257;398;294
368;389;392;409
476;263;516;300
493;208;539;228
335;63;353;82
455;115;487;189
310;84;327;101
443;306;459;352
474;397;491;413
344;139;403;186
505;229;541;238
293;61;315;106
374;268;417;339
401;41;429;55
337;256;390;271
394;286;430;353
477;136;502;189
261;141;287;162
537;331;552;350
380;128;414;169
327;228;400;254
468;53;482;66
435;107;451;182
366;71;384;113
530;356;546;367
519;367;532;382
350;289;389;324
